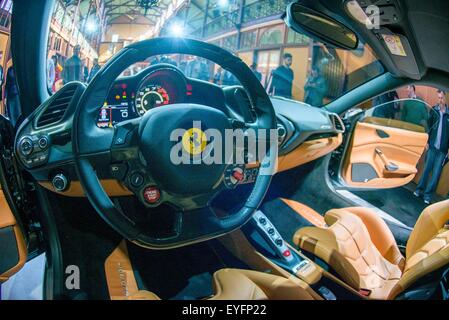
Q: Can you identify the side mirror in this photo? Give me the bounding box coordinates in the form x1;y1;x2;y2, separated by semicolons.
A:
284;2;359;50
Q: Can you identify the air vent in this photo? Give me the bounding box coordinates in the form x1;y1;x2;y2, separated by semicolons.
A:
36;86;77;128
329;113;345;133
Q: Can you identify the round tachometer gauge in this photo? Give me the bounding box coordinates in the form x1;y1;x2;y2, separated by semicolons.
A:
135;84;170;115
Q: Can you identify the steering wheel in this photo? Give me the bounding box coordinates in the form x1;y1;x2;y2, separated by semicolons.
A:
72;38;277;249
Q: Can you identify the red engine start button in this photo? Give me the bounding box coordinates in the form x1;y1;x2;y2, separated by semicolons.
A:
143;187;161;204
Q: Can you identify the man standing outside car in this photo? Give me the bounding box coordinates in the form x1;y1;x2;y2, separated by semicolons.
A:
401;85;429;130
414;90;449;204
62;45;83;84
88;58;101;83
267;53;294;99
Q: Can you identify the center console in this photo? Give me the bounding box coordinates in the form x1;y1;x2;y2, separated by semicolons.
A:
243;211;338;300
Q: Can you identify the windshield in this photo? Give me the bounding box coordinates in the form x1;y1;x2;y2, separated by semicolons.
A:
46;0;384;107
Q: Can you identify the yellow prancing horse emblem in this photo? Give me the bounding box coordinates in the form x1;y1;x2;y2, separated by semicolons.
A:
182;128;208;155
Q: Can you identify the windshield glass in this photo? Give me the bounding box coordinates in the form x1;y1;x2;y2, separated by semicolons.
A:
46;0;384;107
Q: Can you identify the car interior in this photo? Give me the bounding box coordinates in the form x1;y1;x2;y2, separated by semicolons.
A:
0;0;449;301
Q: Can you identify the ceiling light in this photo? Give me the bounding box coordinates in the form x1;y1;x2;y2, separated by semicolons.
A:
86;20;98;33
218;0;229;8
170;23;184;37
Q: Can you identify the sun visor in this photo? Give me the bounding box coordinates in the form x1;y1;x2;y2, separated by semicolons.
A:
376;28;420;80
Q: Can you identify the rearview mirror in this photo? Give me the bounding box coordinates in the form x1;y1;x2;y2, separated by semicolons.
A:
284;2;359;50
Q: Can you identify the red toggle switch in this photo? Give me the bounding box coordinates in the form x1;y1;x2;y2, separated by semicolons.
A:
282;250;291;257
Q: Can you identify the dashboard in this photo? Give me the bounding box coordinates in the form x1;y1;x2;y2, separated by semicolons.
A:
14;64;344;195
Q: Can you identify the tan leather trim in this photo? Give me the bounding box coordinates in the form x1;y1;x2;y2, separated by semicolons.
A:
277;135;342;173
436;162;449;197
37;136;342;198
406;200;449;258
280;198;326;228
389;246;449;299
294;226;362;290
219;230;325;300
388;201;449;298
39;180;133;197
0;190;27;282
294;201;449;299
343;207;405;269
342;122;427;189
0;190;15;228
125;290;161;300
220;229;368;299
294;209;403;300
104;240;140;300
210;268;314;300
104;237;319;300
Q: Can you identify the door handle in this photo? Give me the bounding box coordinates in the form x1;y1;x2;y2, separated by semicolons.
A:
375;148;399;172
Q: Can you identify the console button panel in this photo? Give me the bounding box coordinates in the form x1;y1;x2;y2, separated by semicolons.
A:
17;135;50;168
252;211;294;263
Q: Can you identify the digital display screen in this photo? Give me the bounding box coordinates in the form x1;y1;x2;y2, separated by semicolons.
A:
97;82;138;127
97;104;132;128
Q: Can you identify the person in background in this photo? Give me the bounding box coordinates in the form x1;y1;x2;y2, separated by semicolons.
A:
0;51;4;106
62;45;83;84
185;57;209;81
213;67;223;84
160;55;177;67
83;63;89;83
304;66;327;106
47;55;55;92
414;90;449;205
221;70;238;86
52;55;63;92
149;56;160;66
401;85;428;130
250;62;262;82
372;90;400;119
267;53;294;99
88;58;101;83
4;66;21;127
178;60;188;74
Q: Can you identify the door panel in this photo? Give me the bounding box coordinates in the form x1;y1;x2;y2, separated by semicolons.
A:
342;122;428;189
0;188;27;282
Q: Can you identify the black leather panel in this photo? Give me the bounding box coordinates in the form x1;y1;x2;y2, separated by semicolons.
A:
0;226;19;275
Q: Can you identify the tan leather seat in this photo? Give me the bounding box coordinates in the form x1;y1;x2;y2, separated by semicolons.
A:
105;240;316;300
122;268;315;300
293;200;449;299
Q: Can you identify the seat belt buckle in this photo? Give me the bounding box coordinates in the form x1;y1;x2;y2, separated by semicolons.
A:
359;288;372;297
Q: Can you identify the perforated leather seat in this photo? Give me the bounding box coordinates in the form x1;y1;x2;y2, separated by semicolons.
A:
293;200;449;299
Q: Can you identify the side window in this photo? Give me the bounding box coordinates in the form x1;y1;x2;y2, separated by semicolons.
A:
360;85;442;134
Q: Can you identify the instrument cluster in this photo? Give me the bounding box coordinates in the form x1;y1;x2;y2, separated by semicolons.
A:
97;66;188;128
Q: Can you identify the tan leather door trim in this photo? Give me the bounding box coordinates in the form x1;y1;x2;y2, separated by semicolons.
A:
0;190;27;282
342;122;428;189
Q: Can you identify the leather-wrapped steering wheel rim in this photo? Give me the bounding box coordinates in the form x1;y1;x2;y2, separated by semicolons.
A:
72;38;277;249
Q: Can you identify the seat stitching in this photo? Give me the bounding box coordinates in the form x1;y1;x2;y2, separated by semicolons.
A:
335;220;396;282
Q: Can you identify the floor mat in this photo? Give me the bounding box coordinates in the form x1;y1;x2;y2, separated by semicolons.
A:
352;184;428;227
48;193;123;300
127;239;247;300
